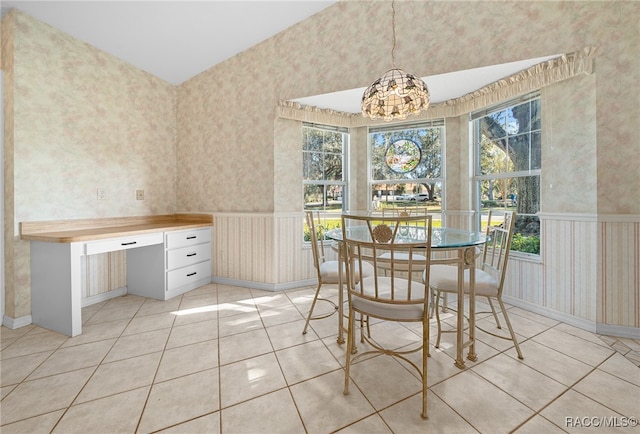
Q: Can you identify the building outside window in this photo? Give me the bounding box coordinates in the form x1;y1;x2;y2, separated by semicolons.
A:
369;120;444;226
472;93;541;255
303;123;348;240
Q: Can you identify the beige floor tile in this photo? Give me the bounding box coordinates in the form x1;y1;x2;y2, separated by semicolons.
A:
307;313;342;339
533;327;614;366
504;310;555;338
432;328;501;368
219;353;287;408
513;415;566;433
336;414;393;434
217;286;255;304
165;319;217;349
60;319;129;348
573;369;640;417
221;388;305;433
85;296;145;324
252;291;297;310
431;370;534;434
598;352;640;386
218;310;264;337
554;322;611;348
349;354;422;410
218;328;273;365
267;318;322;350
0;367;94;425
1;384;17;400
380;391;477;433
276;340;342;385
0;330;68;360
0;410;64;434
289;369;375;434
53;387;149;434
157;412;220;433
27;339;115;380
122;311;176;336
103;328;170;363
618;337;640;352
541;389;629;433
181;282;218;298
75;352;162;403
155;339;218;382
259;303;306;328
1;325;35;343
171;305;218;327
214;300;258;319
177;293;219;310
472;353;567;411
138;369;219;433
81;302;107;324
136;297;182;317
516;339;593;386
1;350;52;386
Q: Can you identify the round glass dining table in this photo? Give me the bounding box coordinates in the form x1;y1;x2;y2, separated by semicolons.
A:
325;219;487;369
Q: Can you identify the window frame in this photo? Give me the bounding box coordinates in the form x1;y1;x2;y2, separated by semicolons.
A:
367;120;445;217
471;92;542;257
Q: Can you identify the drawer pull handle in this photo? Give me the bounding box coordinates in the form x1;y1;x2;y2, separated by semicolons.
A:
121;241;137;246
187;272;197;277
186;252;197;257
186;236;197;240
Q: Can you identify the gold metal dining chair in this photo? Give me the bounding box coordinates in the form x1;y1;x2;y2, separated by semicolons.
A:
342;213;433;419
429;210;523;359
302;211;374;335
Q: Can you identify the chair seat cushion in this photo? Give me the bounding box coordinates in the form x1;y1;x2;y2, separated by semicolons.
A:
426;265;499;297
352;276;426;321
320;260;374;284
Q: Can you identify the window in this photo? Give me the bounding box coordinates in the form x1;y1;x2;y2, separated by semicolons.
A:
369;120;444;226
472;93;541;255
303;123;348;240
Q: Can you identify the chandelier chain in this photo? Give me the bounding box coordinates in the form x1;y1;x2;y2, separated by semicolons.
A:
391;0;397;67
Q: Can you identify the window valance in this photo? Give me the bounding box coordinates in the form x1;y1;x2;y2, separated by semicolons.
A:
277;47;596;126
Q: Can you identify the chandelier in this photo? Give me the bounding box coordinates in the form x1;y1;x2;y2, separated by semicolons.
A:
361;0;430;121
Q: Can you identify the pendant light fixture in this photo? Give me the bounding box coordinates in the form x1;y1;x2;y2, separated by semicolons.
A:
361;0;430;121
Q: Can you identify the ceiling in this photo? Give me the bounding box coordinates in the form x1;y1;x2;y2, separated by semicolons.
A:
2;1;560;113
1;1;337;85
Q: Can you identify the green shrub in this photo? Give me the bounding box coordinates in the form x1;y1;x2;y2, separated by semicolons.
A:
511;233;540;254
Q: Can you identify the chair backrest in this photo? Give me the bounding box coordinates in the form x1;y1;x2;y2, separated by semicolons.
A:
382;206;429;218
305;211;327;275
481;210;516;296
341;213;433;307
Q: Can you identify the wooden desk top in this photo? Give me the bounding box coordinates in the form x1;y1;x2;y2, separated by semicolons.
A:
20;214;213;243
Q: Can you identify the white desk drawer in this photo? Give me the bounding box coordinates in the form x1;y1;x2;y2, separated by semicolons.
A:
86;233;163;255
166;243;211;270
166;260;211;291
166;228;211;249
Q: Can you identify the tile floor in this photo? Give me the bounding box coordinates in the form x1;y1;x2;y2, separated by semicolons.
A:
1;283;639;433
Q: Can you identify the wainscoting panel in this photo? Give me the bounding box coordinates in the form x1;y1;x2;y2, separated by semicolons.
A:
540;214;598;322
212;212;316;288
81;251;126;298
600;218;640;327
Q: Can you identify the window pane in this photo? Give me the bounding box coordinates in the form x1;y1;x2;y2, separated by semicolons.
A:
507;133;530;172
371;126;443;181
531;131;541;170
303;151;323;180
323;153;343;181
480;137;508;175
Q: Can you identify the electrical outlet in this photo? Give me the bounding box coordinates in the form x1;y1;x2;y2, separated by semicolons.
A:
136;189;144;200
97;188;106;200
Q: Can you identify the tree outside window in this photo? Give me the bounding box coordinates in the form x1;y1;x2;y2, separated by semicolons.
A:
473;94;541;255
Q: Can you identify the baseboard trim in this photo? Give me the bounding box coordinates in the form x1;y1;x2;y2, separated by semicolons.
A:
2;314;33;330
596;323;640;339
81;287;128;307
502;295;597;333
210;276;315;292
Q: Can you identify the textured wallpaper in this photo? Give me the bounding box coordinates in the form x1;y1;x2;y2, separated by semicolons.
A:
5;11;177;318
177;0;639;215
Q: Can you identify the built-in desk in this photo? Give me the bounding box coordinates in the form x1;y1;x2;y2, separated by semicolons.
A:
20;214;214;337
